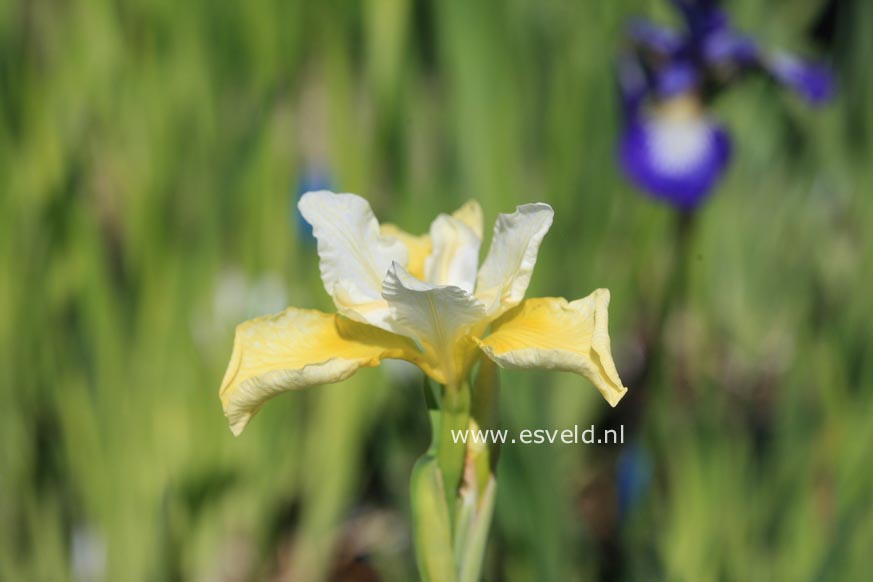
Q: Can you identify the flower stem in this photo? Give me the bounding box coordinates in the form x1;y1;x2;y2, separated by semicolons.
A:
437;381;471;522
458;476;496;582
663;209;696;395
410;378;458;581
638;209;697;395
410;451;457;581
654;210;695;354
411;365;501;581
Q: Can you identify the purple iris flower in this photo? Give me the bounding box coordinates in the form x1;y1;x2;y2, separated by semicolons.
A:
618;0;834;210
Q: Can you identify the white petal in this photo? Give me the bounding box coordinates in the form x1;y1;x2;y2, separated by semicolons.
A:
474;203;554;317
382;263;486;383
451;199;484;239
298;190;407;328
425;214;481;292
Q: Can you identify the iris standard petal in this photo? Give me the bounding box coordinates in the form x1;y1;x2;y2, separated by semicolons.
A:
220;307;423;435
294;167;332;245
451;199;484;239
765;52;834;106
380;223;432;280
672;0;726;36
702;28;759;70
654;61;700;98
628;18;682;57
380;200;483;284
617;53;650;120
619;99;731;210
700;32;834;105
298;190;407;328
474;204;554;317
475;291;627;407
425;214;481;292
382;263;487;384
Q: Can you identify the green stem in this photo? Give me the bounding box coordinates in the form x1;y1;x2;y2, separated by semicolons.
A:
458;476;497;582
411;369;499;581
471;357;501;476
642;209;696;392
666;210;695;395
410;453;456;581
410;378;456;581
654;210;695;347
456;358;501;578
437;380;471;522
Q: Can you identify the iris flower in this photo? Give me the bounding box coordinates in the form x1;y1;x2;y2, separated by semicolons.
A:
618;0;834;209
294;166;331;244
219;191;627;435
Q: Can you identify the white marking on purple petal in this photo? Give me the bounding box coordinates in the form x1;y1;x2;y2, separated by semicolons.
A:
619;104;731;210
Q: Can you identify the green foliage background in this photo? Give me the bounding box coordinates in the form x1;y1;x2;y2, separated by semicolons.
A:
2;0;871;580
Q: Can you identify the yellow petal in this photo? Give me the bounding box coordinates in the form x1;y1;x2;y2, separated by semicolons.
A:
380;223;431;280
474;290;627;406
220;307;424;435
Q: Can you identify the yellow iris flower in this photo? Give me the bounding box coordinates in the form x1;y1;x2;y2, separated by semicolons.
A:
220;191;627;435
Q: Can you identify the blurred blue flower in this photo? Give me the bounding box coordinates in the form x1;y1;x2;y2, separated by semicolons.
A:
617;0;834;210
615;441;653;520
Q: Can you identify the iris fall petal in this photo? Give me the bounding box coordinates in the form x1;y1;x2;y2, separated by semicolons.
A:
475;291;627;407
220;308;423;435
619;104;731;209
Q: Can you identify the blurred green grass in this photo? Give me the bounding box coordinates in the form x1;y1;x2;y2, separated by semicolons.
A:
1;0;872;580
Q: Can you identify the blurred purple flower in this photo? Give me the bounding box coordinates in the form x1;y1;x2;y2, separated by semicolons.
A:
618;0;834;210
